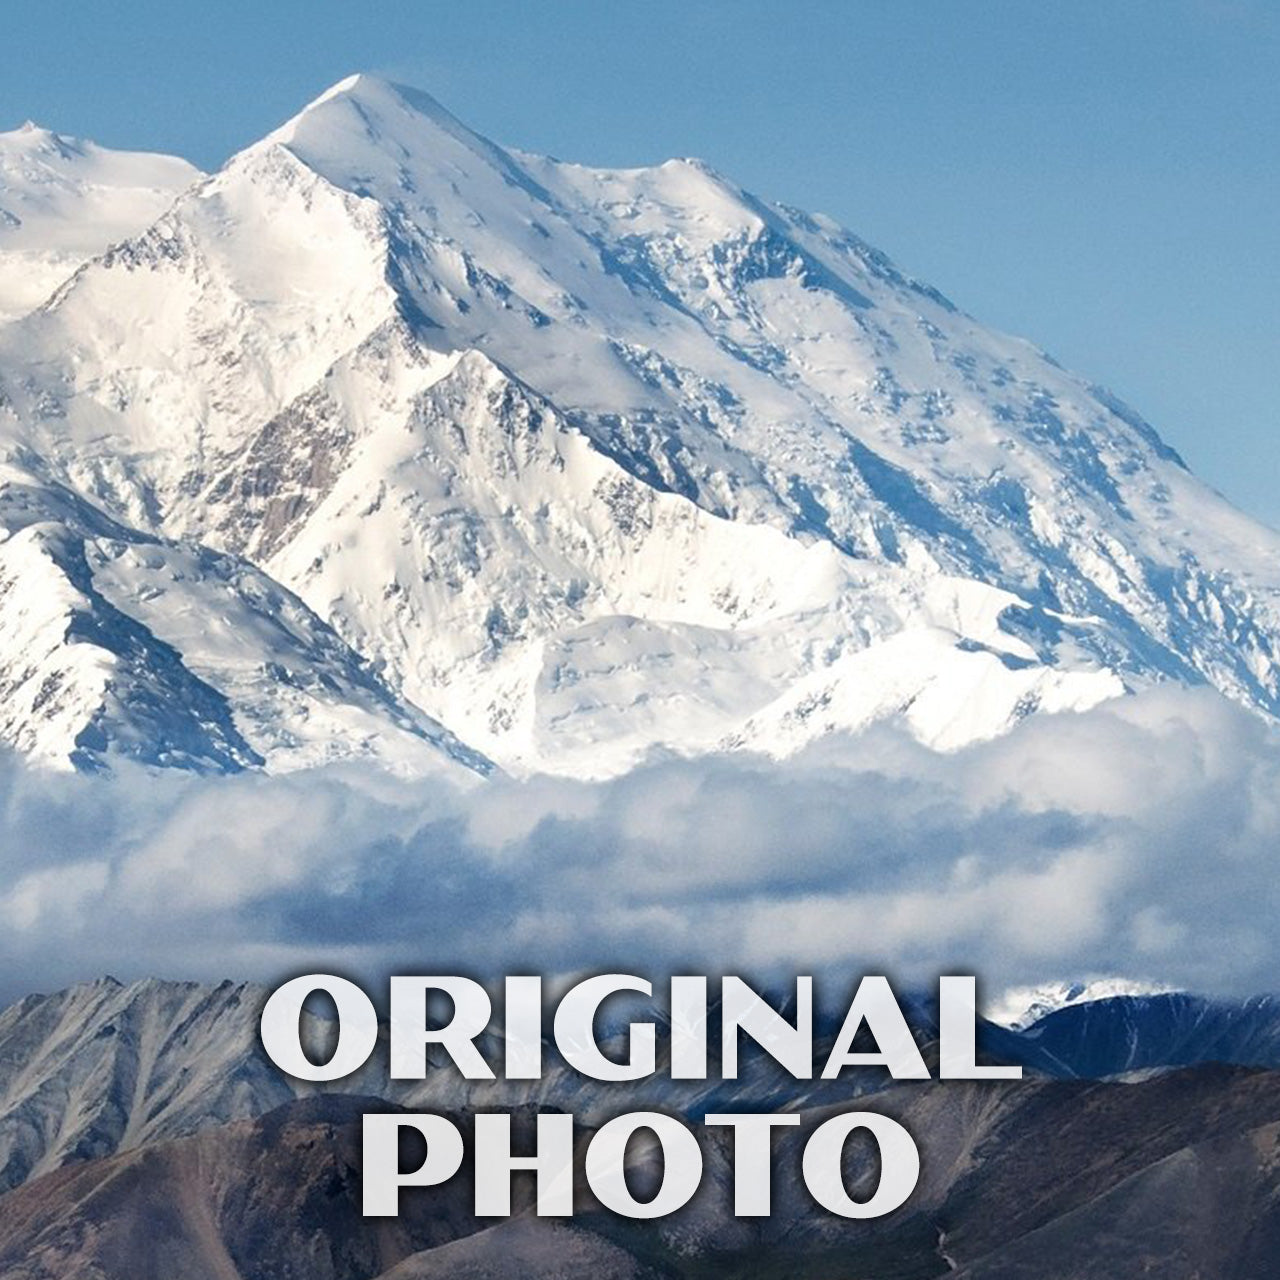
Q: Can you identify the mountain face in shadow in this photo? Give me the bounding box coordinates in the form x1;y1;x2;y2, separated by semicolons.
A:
1020;993;1280;1078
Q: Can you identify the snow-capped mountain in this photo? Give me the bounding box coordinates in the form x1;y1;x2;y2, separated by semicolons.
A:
0;123;198;322
1;74;1279;775
986;978;1175;1031
0;454;489;775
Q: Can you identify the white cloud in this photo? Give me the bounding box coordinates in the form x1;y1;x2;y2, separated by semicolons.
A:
1;685;1278;1003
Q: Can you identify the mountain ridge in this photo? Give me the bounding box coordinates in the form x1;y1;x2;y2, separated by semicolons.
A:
1;975;1279;1278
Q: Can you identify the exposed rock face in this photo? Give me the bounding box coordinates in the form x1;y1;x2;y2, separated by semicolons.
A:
0;1097;479;1280
0;978;293;1192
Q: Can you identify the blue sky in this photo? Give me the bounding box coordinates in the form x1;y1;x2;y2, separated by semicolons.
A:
4;1;1277;523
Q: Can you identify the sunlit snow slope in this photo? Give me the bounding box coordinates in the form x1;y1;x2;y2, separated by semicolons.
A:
0;123;198;321
1;75;1278;775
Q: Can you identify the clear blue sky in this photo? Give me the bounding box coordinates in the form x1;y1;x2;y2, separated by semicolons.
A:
4;1;1277;524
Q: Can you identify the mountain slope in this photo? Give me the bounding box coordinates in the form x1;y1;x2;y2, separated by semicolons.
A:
0;1096;479;1280
0;978;289;1191
0;454;489;775
0;123;198;321
1;75;1279;773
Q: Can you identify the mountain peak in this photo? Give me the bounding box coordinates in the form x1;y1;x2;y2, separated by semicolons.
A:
310;71;371;103
251;71;566;235
0;121;85;161
0;124;198;320
269;71;490;160
13;120;53;139
0;124;197;184
294;71;451;118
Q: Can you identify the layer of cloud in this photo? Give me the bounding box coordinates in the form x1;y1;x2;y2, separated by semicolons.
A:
0;685;1278;1003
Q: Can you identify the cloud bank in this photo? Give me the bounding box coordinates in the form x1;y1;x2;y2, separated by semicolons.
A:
0;685;1277;1003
